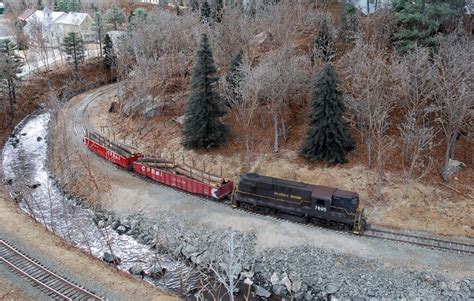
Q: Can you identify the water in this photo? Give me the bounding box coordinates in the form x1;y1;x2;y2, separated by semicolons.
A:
2;112;196;294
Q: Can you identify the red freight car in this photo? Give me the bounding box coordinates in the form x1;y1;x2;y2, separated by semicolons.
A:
133;160;234;200
83;132;142;170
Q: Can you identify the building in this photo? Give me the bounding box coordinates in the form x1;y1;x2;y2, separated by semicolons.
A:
20;6;94;45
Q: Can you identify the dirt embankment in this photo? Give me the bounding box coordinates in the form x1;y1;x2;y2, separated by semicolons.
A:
0;64;176;300
83;91;473;239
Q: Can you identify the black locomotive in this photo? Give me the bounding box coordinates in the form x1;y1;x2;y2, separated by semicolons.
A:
232;173;365;233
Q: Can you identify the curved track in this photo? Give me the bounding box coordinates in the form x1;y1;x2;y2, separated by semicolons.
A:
73;85;474;258
0;239;103;300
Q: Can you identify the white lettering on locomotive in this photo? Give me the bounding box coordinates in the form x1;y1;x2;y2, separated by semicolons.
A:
315;206;327;212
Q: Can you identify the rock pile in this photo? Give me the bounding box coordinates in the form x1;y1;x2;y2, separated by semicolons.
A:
90;208;474;300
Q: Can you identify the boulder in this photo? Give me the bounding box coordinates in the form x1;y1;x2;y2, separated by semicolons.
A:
97;220;106;228
111;220;120;230
272;284;286;296
244;278;254;286
292;280;302;293
129;265;145;276
254;262;264;273
271;272;280;286
241;271;255;279
116;225;127;234
254;285;271;299
102;252;121;265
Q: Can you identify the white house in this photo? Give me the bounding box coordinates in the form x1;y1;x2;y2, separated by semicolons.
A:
22;6;94;46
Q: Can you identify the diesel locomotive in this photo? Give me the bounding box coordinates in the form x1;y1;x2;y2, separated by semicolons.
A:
232;173;365;233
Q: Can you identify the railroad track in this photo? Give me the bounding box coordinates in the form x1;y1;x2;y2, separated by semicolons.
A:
0;239;103;300
364;228;474;255
73;84;474;257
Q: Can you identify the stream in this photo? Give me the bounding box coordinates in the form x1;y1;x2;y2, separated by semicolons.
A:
2;112;198;295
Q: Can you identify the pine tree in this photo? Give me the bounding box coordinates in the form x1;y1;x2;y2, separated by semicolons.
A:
106;4;125;30
313;18;335;62
103;33;115;69
55;0;68;11
201;1;211;23
212;0;223;22
0;39;24;118
68;0;81;12
392;0;456;53
339;3;359;44
62;32;85;73
182;34;228;149
224;49;243;106
300;64;353;164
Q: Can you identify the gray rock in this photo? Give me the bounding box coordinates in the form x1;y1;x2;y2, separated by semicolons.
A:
129;265;144;276
241;271;255;279
254;285;271;299
292;280;302;293
97;220;105;228
304;290;313;301
102;252;121;265
244;278;253;286
111;220;120;230
326;284;339;295
271;272;280;286
254;262;264;273
272;284;286;296
116;225;127;235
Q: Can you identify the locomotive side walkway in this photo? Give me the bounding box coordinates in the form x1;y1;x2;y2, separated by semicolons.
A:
62;85;474;280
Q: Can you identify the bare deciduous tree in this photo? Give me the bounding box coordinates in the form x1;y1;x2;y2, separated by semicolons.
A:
432;36;474;181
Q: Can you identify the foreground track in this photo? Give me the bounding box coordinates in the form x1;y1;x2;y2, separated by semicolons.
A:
0;239;103;300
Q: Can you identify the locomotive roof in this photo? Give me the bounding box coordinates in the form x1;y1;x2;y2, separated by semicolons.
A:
241;173;358;201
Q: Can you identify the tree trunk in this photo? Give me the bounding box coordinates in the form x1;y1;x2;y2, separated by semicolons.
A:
442;137;451;181
449;131;458;159
281;111;287;142
273;111;279;153
366;0;370;14
367;131;372;168
7;79;14;118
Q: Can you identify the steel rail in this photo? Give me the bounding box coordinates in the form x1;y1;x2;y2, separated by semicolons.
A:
0;239;103;300
364;228;474;255
75;85;474;257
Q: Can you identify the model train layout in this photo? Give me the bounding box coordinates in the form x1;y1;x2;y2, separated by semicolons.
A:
83;131;366;233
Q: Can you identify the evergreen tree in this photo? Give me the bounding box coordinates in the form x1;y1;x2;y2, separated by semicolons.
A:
62;32;85;73
313;18;335;62
106;4;125;30
300;64;353;164
224;49;243;106
212;0;223;22
201;1;211;23
103;33;116;69
68;0;81;12
55;0;68;11
182;34;228;149
339;3;359;44
0;39;24;118
92;12;105;57
392;0;456;53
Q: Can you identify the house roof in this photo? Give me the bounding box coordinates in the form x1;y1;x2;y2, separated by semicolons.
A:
26;10;66;23
18;8;35;21
54;12;91;26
